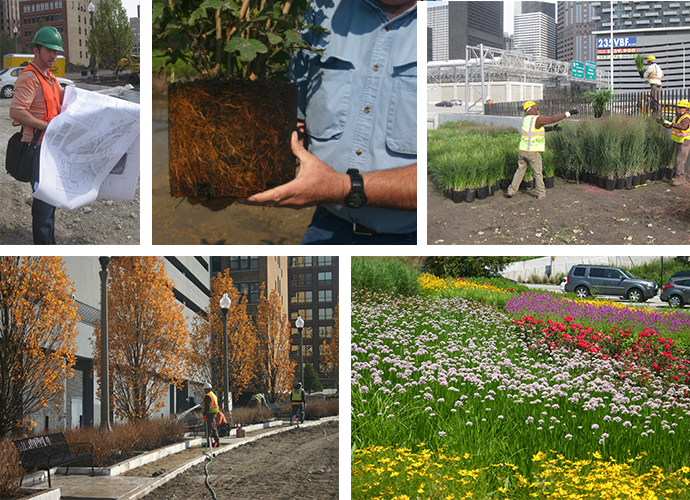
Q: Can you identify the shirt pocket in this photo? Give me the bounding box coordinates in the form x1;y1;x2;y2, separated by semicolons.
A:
305;56;354;140
386;61;417;156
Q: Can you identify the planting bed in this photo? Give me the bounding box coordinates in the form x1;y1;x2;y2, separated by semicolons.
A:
428;176;690;245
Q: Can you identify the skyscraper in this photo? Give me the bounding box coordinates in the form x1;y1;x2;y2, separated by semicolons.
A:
514;1;557;59
557;1;596;63
428;1;504;62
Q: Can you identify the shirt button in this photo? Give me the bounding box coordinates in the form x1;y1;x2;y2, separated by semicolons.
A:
373;65;380;71
364;107;371;114
386;26;391;32
356;149;363;155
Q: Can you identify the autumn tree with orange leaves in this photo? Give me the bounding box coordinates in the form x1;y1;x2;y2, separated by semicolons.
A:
188;269;258;408
92;257;190;422
256;283;294;403
0;257;79;436
321;303;339;379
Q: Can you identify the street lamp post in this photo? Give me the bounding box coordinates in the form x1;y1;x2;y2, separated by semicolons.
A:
219;293;232;412
88;1;97;78
295;315;304;387
99;257;111;431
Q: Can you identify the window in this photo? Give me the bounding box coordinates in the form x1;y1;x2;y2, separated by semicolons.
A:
78;27;81;34
303;345;313;357
291;273;312;286
292;326;313;339
573;267;586;277
319;325;332;338
589;268;606;278
78;14;80;21
318;290;332;302
291;309;312;321
318;272;332;285
319;308;333;321
290;291;312;304
317;256;332;266
229;256;258;271
319;344;327;356
289;256;312;268
237;282;260;303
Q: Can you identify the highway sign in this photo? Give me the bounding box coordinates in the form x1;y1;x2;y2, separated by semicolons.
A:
572;60;584;79
585;61;596;81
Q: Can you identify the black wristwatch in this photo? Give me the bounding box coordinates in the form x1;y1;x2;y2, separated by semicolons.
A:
344;168;367;209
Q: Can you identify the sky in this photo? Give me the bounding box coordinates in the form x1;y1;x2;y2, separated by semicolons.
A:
121;0;140;19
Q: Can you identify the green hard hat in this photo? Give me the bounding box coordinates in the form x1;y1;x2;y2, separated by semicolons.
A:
32;26;64;52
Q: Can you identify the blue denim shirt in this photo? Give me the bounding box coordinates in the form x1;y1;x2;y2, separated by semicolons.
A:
290;0;417;234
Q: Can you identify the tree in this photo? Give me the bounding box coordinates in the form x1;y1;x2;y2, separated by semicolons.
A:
0;33;16;63
87;0;133;70
303;363;322;394
255;283;294;403
424;257;516;279
92;257;190;422
188;269;258;408
0;257;79;436
321;302;338;380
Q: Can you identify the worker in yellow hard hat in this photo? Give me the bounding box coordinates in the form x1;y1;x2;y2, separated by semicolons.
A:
659;99;690;185
505;101;578;200
643;55;663;117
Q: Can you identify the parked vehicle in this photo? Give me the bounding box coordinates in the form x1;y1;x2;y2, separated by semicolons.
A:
660;276;690;308
435;101;453;107
448;99;463;106
0;67;75;99
563;265;658;302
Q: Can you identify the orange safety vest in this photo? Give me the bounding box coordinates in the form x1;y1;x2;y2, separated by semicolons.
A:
671;113;690;144
205;391;219;414
15;63;62;141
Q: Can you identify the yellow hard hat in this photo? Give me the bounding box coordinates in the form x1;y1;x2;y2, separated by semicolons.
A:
678;99;690;108
646;55;656;63
523;100;538;112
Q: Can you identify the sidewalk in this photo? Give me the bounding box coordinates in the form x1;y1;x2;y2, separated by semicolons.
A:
19;418;337;500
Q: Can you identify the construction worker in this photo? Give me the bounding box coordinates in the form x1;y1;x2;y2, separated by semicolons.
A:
249;393;268;408
202;383;220;448
659;99;690;186
643;55;663;117
505;101;578;200
291;382;306;424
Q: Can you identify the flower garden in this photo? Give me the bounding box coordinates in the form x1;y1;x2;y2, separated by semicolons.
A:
428;116;676;203
352;270;690;499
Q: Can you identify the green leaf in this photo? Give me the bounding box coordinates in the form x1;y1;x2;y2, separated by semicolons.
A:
152;4;166;21
200;0;228;8
224;38;267;62
266;33;283;45
188;7;208;24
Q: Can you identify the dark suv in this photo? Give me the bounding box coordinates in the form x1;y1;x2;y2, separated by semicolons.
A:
660;274;690;308
563;265;658;302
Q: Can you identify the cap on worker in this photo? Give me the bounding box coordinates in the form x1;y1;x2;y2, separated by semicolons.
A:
646;55;656;63
523;100;538;112
32;26;64;52
204;382;213;390
677;99;690;109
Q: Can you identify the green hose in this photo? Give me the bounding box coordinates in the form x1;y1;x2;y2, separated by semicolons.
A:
204;420;219;500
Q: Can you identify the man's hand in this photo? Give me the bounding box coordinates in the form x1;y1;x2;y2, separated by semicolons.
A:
568;108;579;115
241;131;349;209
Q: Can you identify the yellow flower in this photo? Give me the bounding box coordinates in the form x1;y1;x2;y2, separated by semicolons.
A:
532;451;546;462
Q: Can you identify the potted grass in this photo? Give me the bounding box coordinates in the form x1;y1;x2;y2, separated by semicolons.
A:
153;0;322;198
585;88;613;119
542;148;556;189
635;53;646;78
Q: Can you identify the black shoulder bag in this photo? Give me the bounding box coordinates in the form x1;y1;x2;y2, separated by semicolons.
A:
6;128;40;183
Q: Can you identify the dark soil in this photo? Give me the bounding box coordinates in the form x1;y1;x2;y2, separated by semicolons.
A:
140;420;339;500
427;176;690;245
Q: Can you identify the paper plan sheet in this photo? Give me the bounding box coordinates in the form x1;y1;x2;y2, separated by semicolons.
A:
33;86;140;210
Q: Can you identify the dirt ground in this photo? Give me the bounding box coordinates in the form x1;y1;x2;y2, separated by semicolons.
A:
152;92;314;245
0;75;140;245
139;420;339;500
427;176;690;245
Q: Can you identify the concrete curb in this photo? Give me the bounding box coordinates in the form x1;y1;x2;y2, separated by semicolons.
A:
17;488;61;500
124;417;339;500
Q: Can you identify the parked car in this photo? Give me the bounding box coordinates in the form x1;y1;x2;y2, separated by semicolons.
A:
0;67;75;99
563;265;658;302
435;101;453;107
669;270;690;279
448;99;463;106
660;276;690;308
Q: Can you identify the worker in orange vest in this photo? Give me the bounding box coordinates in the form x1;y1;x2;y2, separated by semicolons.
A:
659;100;690;186
202;382;220;448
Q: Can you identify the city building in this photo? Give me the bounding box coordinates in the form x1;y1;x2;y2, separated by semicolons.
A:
557;1;597;63
287;256;339;390
428;1;504;62
30;257;211;433
514;0;557;59
504;32;514;51
0;0;20;40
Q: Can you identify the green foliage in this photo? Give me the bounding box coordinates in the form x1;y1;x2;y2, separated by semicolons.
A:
303;363;323;393
423;257;516;279
153;0;322;80
585;87;613;118
635;53;646;72
88;0;133;70
626;258;690;284
0;34;16;67
351;257;420;296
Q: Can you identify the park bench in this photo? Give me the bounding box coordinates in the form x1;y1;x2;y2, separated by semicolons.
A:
12;432;94;488
179;411;205;436
267;403;290;419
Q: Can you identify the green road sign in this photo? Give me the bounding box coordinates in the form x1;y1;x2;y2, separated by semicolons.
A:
572;60;584;79
585;60;596;80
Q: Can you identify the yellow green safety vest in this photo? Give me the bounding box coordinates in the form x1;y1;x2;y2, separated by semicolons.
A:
206;391;219;414
671;113;690;144
291;389;303;404
648;64;662;86
519;115;545;152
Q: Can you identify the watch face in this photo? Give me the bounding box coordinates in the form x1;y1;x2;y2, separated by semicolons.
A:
346;194;367;209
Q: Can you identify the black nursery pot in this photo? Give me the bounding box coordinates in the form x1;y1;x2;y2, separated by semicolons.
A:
615;177;625;190
625;176;633;190
521;180;533;190
582;171;590;183
452;189;466;204
476;186;489;200
443;188;452;199
544;176;555;189
465;188;476;203
632;174;641;187
605;178;615;191
598;176;607;189
499;178;510;190
651;169;659;181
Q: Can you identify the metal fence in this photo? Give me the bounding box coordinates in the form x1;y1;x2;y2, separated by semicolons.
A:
484;88;690;119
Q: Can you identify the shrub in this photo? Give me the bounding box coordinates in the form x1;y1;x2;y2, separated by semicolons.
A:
229;407;273;426
351;257;419;296
0;440;22;497
305;398;338;419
